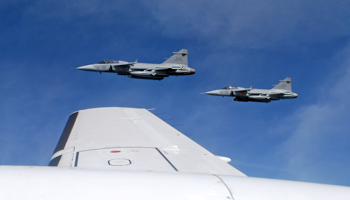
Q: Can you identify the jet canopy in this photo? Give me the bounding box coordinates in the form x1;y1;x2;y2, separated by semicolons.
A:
222;86;237;89
97;60;119;64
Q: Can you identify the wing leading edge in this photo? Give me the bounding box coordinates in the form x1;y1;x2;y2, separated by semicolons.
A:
49;107;245;176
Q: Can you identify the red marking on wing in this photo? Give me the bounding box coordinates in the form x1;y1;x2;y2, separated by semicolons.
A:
110;150;121;153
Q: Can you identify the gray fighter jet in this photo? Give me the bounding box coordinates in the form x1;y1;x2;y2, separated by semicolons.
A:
76;49;195;80
205;78;298;103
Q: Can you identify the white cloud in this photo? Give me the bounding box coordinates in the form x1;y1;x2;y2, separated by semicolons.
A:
11;0;350;49
24;0;115;20
20;0;152;23
145;0;350;48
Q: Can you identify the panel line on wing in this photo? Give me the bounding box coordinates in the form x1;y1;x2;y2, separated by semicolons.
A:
74;152;79;167
73;147;179;172
213;174;235;200
156;148;178;171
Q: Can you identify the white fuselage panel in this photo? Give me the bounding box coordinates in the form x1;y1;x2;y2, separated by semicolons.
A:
1;166;349;200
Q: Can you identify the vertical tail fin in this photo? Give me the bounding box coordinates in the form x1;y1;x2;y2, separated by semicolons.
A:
272;77;292;91
163;49;188;65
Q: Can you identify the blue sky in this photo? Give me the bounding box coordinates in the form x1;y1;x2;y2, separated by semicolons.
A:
1;0;350;186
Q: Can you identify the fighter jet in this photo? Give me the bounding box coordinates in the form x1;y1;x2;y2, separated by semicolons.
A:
76;49;195;80
205;78;298;103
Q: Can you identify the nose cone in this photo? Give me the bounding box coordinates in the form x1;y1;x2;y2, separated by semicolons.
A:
76;64;95;71
205;90;220;96
189;68;195;75
293;93;298;98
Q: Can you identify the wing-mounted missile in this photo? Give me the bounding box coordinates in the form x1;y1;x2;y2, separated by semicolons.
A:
128;70;169;80
248;96;272;102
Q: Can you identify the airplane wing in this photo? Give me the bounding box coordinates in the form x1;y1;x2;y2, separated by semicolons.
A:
49;107;246;176
112;62;136;67
233;89;251;92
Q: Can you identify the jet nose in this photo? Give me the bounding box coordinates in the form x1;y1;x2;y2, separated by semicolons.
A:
76;64;95;71
204;90;219;95
293;93;298;98
189;68;195;74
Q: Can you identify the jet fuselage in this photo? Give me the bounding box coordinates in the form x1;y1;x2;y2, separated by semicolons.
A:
205;78;298;103
77;49;195;80
77;63;195;80
1;166;349;200
206;88;298;102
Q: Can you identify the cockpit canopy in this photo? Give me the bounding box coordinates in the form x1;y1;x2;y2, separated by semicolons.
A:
97;60;119;64
222;86;237;89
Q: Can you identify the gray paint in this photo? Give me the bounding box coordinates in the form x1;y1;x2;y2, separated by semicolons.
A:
205;78;298;103
76;49;195;80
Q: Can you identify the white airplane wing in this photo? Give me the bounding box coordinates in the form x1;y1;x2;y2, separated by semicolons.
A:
49;107;245;176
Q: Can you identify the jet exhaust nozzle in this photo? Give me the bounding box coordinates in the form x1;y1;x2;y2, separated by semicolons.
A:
189;68;196;74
